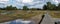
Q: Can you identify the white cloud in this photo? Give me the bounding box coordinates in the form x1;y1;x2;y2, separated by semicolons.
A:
22;0;33;3
16;0;22;3
28;1;43;6
53;0;59;4
57;0;60;3
0;0;9;1
16;3;24;6
0;0;9;3
14;0;44;8
0;0;9;7
0;0;60;8
29;4;44;9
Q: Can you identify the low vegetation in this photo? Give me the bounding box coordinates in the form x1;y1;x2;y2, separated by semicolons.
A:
0;2;60;23
0;10;60;23
0;10;45;23
49;11;60;18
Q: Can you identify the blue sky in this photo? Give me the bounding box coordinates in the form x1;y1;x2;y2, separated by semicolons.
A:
0;0;60;9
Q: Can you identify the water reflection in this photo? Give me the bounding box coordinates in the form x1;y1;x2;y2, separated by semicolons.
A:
9;19;34;24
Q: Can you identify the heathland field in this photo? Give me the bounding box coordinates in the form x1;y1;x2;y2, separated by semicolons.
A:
0;10;60;23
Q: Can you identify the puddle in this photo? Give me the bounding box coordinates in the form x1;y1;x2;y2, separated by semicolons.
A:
0;11;14;15
0;19;34;24
10;19;34;24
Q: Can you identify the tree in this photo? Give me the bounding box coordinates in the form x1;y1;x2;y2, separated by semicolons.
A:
47;2;52;10
0;8;2;10
30;8;37;10
6;5;13;10
6;5;17;10
43;5;47;10
57;3;60;10
13;6;17;10
52;4;56;10
0;8;6;10
23;6;29;10
46;2;57;10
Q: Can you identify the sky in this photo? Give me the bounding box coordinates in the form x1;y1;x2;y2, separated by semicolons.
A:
0;0;60;9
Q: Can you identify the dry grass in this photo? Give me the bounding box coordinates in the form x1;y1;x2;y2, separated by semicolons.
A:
0;10;45;23
49;11;60;18
0;10;60;23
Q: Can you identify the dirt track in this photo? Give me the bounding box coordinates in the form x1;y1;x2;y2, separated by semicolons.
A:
26;14;43;24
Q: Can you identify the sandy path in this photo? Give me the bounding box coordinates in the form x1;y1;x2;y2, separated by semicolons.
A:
26;14;43;24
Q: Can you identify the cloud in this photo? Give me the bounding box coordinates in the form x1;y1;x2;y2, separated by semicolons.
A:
29;4;44;9
0;0;60;8
28;1;43;5
52;0;60;5
0;0;45;9
16;0;22;3
0;0;9;3
0;0;9;7
0;0;9;1
26;0;45;9
53;0;59;4
22;0;33;3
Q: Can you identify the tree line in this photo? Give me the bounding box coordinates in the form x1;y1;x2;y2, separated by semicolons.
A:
0;5;17;10
43;2;60;10
0;2;60;10
0;5;42;10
